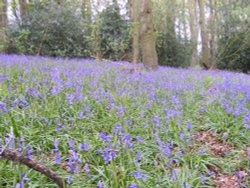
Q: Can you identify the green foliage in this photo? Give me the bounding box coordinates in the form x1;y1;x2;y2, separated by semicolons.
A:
5;1;91;57
217;31;250;73
96;4;131;60
156;32;192;68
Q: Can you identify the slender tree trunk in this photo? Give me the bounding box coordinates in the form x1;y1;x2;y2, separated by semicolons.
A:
167;0;176;40
19;0;27;21
0;0;7;28
82;0;92;23
188;0;199;68
139;0;158;70
182;0;188;42
92;20;102;61
11;0;19;21
129;0;140;64
208;0;217;69
198;0;210;69
0;0;7;51
56;0;63;5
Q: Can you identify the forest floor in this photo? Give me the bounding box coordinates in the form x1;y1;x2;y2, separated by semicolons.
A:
0;54;249;188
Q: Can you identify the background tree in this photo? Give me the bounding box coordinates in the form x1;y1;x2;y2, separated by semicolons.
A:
19;0;27;21
1;0;249;73
216;0;250;72
0;0;7;50
128;0;140;64
139;0;158;69
82;0;92;23
198;0;210;69
153;0;192;68
188;0;199;68
95;2;130;60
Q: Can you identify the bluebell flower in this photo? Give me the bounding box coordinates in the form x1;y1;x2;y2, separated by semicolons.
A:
83;142;89;151
26;146;33;160
130;171;147;181
98;181;103;188
67;174;72;184
83;163;90;172
127;183;137;188
99;133;111;142
96;147;118;163
68;139;74;148
54;139;59;150
179;132;185;140
15;172;30;188
135;152;142;160
135;136;144;142
186;123;192;130
54;154;61;164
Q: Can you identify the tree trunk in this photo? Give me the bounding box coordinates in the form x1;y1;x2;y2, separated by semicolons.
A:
198;0;210;69
139;0;158;70
188;0;199;68
182;0;188;42
19;0;27;21
92;20;102;61
0;0;7;51
208;0;217;69
56;0;63;5
82;0;91;23
129;0;140;64
11;0;19;21
168;0;176;40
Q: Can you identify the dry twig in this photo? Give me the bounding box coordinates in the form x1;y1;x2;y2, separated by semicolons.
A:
0;149;65;188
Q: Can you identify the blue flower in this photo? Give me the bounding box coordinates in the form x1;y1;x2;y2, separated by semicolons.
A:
130;171;147;181
96;147;118;163
186;123;192;130
15;172;30;188
68;139;74;148
98;181;103;188
127;183;137;188
54;154;61;164
67;174;72;184
136;152;142;160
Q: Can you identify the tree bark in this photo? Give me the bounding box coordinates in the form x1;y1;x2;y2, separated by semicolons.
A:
198;0;210;69
182;0;188;42
139;0;158;70
11;0;19;21
0;149;66;188
19;0;27;21
0;0;7;50
188;0;199;68
82;0;92;23
129;0;140;64
208;0;217;69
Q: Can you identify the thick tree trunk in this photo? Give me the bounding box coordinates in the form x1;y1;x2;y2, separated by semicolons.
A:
129;0;140;64
139;0;158;70
0;0;7;50
198;0;210;69
188;0;199;68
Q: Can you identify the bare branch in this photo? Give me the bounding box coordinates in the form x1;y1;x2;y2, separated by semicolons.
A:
0;149;66;188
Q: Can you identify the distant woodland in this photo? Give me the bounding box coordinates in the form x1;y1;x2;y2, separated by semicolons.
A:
0;0;249;72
